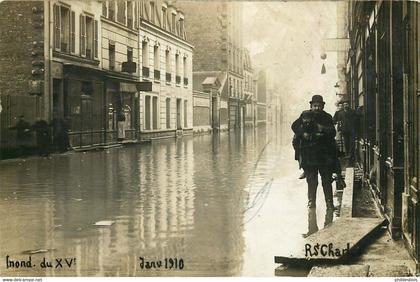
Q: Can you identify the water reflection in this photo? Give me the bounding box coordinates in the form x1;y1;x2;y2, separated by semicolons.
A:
1;126;288;276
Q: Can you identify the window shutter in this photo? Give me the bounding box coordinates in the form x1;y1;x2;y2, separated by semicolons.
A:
94;20;98;58
53;4;60;50
70;11;75;53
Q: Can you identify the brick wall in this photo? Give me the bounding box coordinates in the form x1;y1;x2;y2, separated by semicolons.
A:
0;1;44;98
0;1;44;156
178;1;227;72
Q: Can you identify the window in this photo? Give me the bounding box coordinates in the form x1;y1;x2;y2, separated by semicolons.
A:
108;1;115;20
165;50;170;70
152;97;158;129
79;14;86;56
171;13;176;33
154;45;159;69
184;100;187;128
102;2;107;17
154;45;160;80
70;11;75;53
162;7;167;29
79;15;98;58
183;56;187;78
142;41;148;67
127;47;133;62
53;4;71;53
94;20;98;58
179;18;184;36
145;96;151;130
166;98;171;128
175;53;180;84
127;1;133;28
117;1;126;24
85;16;94;59
150;1;155;23
142;41;149;77
109;44;115;70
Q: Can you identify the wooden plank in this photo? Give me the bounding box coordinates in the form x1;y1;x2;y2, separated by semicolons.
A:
368;265;412;277
341;167;354;218
308;264;370;277
274;218;387;266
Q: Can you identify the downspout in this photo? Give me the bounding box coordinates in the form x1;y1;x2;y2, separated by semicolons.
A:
44;0;51;121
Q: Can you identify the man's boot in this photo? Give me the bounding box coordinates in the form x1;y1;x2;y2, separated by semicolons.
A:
299;171;306;179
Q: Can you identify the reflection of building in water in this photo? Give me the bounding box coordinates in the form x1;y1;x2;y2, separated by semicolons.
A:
188;135;248;275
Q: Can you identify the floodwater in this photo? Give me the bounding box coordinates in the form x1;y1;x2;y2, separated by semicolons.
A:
0;125;335;276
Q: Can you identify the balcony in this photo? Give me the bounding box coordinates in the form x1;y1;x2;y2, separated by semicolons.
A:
183;77;188;86
154;69;160;80
142;66;150;78
176;75;181;84
166;72;171;82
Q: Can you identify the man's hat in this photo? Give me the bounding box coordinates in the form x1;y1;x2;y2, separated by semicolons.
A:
309;95;325;105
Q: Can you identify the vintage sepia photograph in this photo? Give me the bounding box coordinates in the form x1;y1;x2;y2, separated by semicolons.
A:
0;0;419;278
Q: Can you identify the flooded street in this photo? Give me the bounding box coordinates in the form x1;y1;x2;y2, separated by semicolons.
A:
0;126;334;276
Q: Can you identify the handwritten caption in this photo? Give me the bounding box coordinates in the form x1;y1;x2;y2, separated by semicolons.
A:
6;255;76;269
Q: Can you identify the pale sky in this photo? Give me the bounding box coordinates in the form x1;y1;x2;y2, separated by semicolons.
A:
243;1;339;118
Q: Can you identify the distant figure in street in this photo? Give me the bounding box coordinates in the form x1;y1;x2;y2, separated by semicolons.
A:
52;117;69;153
341;101;357;161
291;95;336;237
32;117;51;157
10;115;32;156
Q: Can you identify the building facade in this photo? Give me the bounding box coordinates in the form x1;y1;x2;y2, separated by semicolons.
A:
178;1;248;131
256;70;267;125
347;0;419;272
0;0;193;157
244;49;256;127
137;0;193;140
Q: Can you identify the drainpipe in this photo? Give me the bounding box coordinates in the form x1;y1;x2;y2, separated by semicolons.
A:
44;0;51;122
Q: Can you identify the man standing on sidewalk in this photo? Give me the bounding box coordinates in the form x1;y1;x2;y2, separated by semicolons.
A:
291;95;336;236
